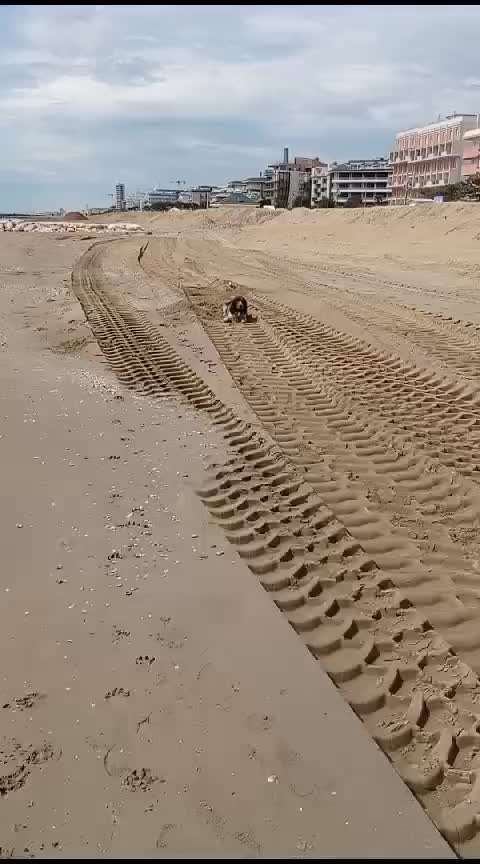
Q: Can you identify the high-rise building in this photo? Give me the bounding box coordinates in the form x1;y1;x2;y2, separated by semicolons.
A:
115;183;126;211
390;114;479;203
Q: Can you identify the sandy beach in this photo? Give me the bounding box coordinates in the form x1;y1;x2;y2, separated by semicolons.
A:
4;202;480;856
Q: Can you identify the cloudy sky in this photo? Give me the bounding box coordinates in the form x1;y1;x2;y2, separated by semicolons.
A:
2;4;480;211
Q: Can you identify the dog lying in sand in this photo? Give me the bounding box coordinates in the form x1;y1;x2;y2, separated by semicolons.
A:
223;294;248;323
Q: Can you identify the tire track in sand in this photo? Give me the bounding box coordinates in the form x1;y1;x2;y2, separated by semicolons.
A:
73;242;480;853
254;295;480;481
186;284;480;671
245;253;480;381
301;280;480;382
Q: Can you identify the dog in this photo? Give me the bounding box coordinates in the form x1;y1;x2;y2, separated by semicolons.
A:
223;294;248;323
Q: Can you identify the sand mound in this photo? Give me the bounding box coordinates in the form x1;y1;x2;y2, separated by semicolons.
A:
264;202;480;241
236;202;480;276
183;206;280;230
91;202;480;276
90;205;281;232
63;211;88;221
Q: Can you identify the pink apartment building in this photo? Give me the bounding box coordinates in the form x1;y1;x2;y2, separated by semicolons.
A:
462;127;480;177
390;113;479;203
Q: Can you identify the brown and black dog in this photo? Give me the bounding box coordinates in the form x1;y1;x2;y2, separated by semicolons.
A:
223;293;248;323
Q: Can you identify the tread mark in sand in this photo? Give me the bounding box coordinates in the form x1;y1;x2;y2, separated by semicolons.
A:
72;242;480;855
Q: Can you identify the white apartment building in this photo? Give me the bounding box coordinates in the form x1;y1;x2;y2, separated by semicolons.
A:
312;159;391;207
390;113;480;203
145;188;179;206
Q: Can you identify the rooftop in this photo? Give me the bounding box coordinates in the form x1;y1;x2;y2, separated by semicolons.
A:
332;159;391;171
396;113;479;137
268;156;326;170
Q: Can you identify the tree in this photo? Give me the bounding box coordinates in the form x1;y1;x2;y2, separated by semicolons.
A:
419;173;480;202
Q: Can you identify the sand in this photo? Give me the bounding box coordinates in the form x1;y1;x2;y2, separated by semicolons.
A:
2;204;476;857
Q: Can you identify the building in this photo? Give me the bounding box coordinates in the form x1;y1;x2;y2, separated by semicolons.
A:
268;149;325;208
286;170;312;208
126;190;148;211
390;113;480;203
212;180;255;205
271;166;311;209
141;188;195;210
271;169;291;209
191;186;212;208
211;188;254;205
242;174;274;202
327;159;391;206
145;188;179;208
212;173;273;205
310;164;330;206
115;183;126;211
462;127;480;178
178;190;193;205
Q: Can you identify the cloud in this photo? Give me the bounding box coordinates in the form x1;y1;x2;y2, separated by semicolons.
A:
1;4;480;209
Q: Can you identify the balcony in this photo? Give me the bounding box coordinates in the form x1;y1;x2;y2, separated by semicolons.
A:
403;152;453;164
333;184;389;192
332;179;391;188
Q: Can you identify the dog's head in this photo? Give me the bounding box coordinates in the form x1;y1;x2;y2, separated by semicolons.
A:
230;296;247;321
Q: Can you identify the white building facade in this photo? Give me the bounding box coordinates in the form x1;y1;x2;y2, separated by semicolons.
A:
145;188;179;207
328;159;391;206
